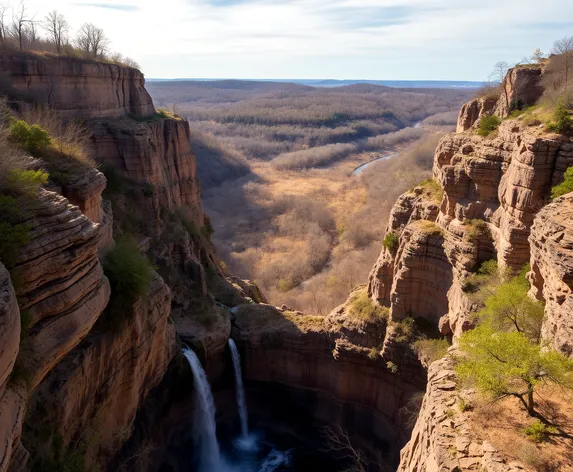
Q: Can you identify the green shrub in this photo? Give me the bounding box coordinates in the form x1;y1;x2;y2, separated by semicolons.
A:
9;120;51;154
456;325;573;417
102;238;154;328
547;100;572;134
551;167;573;198
386;361;398;374
523;420;557;443
383;231;399;254
394;317;416;343
368;347;379;360
477;114;501;136
5;169;49;195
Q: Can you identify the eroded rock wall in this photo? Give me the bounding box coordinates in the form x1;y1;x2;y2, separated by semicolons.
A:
398;358;526;472
90;117;203;226
1;53;155;119
233;303;425;466
528;194;573;356
23;272;176;469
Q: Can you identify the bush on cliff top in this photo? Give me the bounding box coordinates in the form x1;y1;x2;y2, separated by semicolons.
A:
456;324;573;417
348;288;388;323
546;100;572;134
9;120;51;155
551;167;573;198
477;114;501;137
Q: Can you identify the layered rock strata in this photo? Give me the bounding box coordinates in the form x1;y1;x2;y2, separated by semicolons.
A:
398;358;526;472
1;52;155;119
528;194;573;356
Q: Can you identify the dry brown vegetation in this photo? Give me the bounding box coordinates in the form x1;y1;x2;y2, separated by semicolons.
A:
204;132;446;314
147;80;472;314
469;384;573;471
149;80;471;160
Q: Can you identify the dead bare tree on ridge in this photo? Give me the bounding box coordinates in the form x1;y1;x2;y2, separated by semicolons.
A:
43;10;69;53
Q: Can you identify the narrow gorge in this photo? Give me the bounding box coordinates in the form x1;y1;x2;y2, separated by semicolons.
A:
0;52;571;472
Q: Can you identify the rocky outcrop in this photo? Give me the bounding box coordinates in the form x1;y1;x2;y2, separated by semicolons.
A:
0;264;25;472
90;117;203;226
233;303;425;466
528;193;573;356
398;358;526;472
497;64;544;118
1;52;155;119
457;64;544;132
23;272;176;469
11;190;110;390
0;264;19;390
457;97;497;133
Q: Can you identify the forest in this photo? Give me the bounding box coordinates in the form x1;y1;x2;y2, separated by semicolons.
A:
149;81;473;313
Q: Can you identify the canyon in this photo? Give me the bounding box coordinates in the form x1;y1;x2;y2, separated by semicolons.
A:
0;52;571;472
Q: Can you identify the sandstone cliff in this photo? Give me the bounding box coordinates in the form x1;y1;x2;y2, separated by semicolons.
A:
1;52;155;119
0;53;213;472
371;69;573;470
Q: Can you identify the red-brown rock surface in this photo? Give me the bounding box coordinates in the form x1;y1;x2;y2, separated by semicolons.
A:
23;272;176;469
233;303;424;464
90;117;203;226
1;53;155;119
457;96;498;133
398;358;526;472
528;193;573;356
496;64;544;118
11;190;110;390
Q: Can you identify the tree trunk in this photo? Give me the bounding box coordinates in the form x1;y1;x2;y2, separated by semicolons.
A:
527;385;535;416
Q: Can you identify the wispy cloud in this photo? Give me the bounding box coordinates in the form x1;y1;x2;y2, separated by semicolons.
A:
77;2;140;11
21;0;573;80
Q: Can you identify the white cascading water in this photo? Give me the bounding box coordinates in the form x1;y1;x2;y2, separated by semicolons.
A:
183;347;222;471
228;339;249;439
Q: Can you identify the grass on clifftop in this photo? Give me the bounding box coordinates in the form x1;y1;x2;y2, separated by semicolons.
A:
417;178;444;203
348;288;388;323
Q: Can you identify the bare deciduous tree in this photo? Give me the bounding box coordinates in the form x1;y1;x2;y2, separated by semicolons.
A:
552;35;573;55
75;22;109;58
489;61;510;110
43;10;69;53
548;36;573;94
0;4;8;48
531;48;545;63
11;2;35;51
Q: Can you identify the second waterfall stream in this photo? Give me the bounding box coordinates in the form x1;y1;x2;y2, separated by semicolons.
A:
229;338;249;441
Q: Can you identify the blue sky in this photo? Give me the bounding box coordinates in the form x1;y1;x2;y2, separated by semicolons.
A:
22;0;573;80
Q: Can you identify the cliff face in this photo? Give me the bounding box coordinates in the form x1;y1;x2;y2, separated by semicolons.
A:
0;54;203;471
398;358;525;472
233;301;425;466
528;194;573;356
90;117;203;225
370;119;570;338
457;64;544;133
372;70;573;470
1;53;155;119
24;272;175;469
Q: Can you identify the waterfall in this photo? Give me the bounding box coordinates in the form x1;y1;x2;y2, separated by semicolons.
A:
183;347;222;471
228;339;249;439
